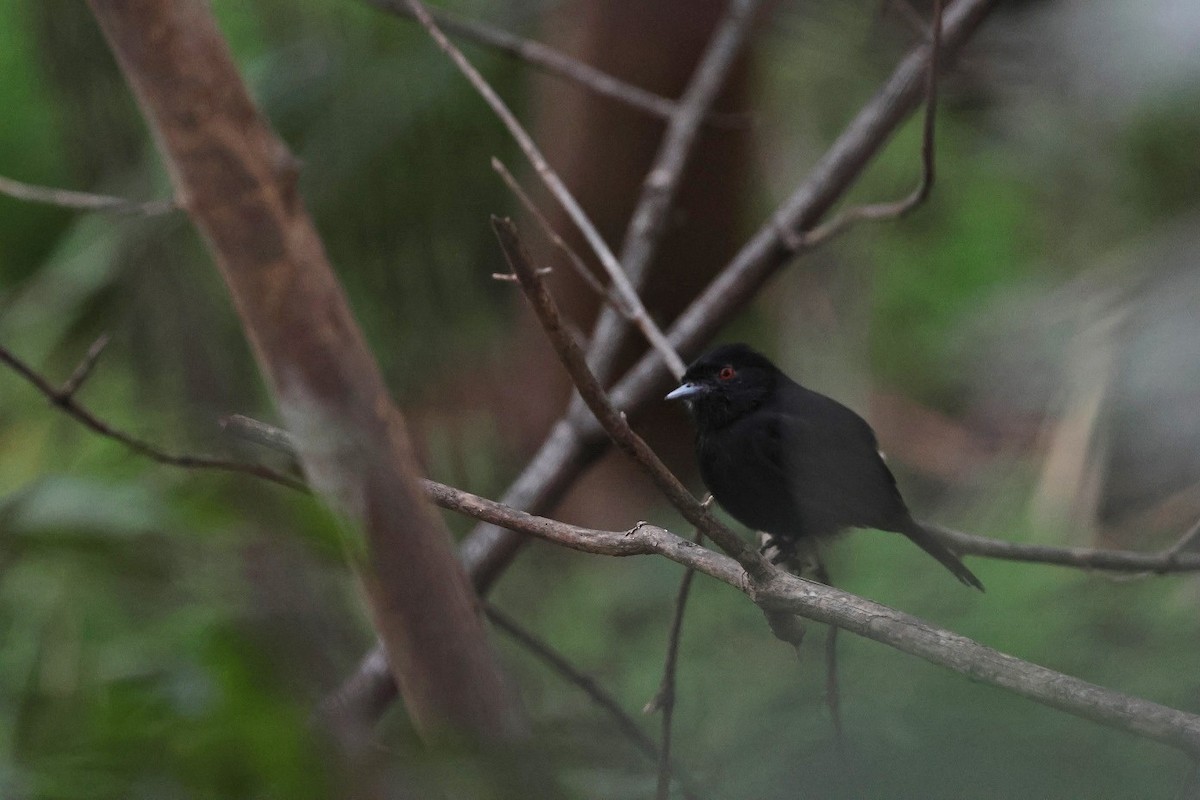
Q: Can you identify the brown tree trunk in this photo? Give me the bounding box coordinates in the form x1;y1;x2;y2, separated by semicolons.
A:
85;0;523;747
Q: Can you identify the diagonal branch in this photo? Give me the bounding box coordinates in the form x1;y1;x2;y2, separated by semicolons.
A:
610;0;997;409
490;157;612;303
491;216;769;579
0;342;307;492
483;604;703;800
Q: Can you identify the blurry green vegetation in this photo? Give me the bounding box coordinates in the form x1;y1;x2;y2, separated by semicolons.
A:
2;1;1199;798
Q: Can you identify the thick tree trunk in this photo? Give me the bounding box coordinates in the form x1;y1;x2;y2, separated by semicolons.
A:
85;0;523;746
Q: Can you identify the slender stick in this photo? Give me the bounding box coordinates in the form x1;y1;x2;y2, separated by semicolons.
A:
813;557;844;750
0;343;307;492
607;0;998;419
484;604;702;800
0;173;176;215
59;334;112;400
645;530;704;800
934;524;1200;575
490;158;612;302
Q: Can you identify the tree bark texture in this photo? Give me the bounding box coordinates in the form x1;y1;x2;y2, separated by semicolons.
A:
85;0;522;744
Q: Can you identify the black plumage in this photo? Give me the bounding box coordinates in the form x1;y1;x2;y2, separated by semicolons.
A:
667;343;982;590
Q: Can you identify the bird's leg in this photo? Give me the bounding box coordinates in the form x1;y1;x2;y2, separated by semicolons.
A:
759;533;796;565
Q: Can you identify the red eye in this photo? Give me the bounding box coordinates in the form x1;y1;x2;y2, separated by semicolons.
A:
718;366;736;381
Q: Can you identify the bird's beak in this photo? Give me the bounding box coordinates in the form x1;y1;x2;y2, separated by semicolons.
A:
665;382;704;402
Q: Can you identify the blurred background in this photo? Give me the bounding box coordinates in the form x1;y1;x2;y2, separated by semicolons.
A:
2;0;1199;797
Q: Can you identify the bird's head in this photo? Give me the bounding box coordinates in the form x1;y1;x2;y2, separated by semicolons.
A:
665;343;780;428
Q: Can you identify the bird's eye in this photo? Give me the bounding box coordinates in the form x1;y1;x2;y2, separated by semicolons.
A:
718;366;736;381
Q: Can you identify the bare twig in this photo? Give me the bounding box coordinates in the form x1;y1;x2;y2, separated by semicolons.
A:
645;529;704;800
587;0;761;386
485;603;657;758
484;604;701;800
361;0;746;129
813;558;844;749
933;524;1200;575
0;173;176;215
404;0;687;379
491;216;768;578
0;342;308;492
58;334;111;400
490;157;611;301
794;0;943;249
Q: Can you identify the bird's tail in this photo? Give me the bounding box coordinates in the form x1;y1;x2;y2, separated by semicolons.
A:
898;519;984;591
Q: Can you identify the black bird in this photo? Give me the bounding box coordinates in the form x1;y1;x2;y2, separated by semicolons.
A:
666;343;983;590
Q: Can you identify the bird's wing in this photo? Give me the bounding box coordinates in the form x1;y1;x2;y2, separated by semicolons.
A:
760;405;908;533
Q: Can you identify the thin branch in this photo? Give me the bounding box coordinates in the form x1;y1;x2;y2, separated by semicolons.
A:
485;603;658;758
934;524;1200;575
587;0;761;386
794;0;943;249
403;0;686;379
484;604;702;800
361;0;746;129
58;333;111;400
0;342;307;492
490;157;611;302
491;216;769;578
0;173;176;215
813;557;844;749
645;529;703;800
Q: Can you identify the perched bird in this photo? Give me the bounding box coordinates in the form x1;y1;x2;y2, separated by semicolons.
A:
666;343;983;590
